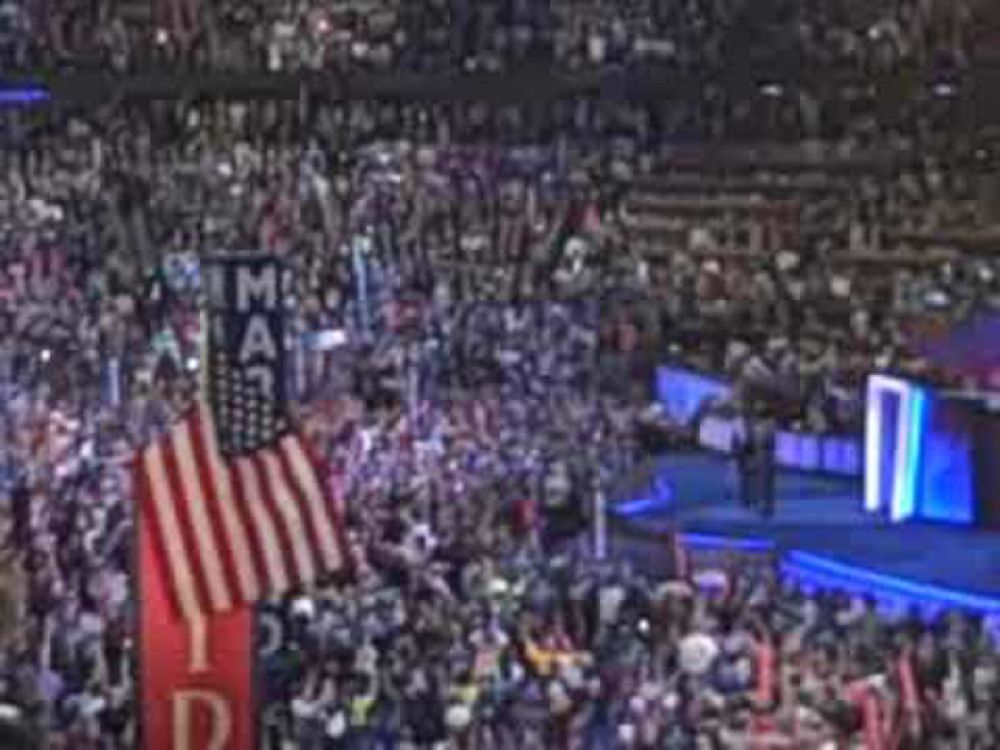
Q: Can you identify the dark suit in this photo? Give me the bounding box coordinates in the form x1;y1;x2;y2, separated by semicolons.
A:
733;421;754;509
751;418;777;518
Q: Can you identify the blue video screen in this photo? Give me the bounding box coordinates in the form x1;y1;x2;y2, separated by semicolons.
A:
655;366;731;425
866;374;986;527
918;394;976;525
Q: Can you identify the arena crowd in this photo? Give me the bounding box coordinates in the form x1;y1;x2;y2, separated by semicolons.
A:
0;3;997;746
1;0;990;74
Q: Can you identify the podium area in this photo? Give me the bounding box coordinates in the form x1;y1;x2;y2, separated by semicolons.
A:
612;453;1000;615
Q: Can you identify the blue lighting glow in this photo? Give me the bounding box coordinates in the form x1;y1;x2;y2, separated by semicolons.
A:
866;375;913;515
680;533;775;552
918;392;975;525
655;366;730;425
893;385;926;522
614;497;668;517
614;473;674;518
782;551;1000;615
0;88;49;105
866;374;979;527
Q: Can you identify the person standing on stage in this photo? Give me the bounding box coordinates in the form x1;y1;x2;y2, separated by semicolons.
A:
732;406;753;509
751;405;778;519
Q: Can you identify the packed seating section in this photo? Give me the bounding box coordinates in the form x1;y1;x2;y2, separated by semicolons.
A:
0;4;997;745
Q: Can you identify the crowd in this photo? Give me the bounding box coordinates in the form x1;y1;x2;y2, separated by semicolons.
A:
1;0;989;75
0;67;995;747
644;229;1000;433
259;548;1000;748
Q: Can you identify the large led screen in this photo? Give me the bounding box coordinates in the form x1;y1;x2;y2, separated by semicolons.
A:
655;366;731;425
865;374;990;527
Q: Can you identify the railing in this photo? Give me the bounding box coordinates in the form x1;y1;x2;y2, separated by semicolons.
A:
0;66;995;116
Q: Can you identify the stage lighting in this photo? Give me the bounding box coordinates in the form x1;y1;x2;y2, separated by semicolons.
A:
680;533;774;553
782;552;1000;616
865;374;930;522
0;88;49;105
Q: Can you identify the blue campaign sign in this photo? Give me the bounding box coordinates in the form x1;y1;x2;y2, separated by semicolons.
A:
203;256;289;428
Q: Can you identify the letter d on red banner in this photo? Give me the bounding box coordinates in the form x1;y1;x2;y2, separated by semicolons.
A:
139;517;255;749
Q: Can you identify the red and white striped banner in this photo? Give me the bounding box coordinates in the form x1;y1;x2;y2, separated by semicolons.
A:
136;402;351;620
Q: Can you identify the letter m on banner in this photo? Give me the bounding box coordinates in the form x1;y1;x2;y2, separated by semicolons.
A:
137;255;352;749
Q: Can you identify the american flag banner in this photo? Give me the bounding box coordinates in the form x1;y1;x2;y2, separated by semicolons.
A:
137;256;350;620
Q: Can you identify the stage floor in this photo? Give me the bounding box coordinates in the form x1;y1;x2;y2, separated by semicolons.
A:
611;453;1000;610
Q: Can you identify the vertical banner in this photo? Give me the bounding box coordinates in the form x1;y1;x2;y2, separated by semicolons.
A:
352;237;371;339
292;333;307;401
139;254;291;750
139;516;254;750
203;255;289;425
103;356;122;407
594;488;607;560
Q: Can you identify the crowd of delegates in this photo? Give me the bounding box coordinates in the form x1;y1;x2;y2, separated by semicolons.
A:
260;548;1000;748
0;96;996;417
2;0;990;74
0;92;996;747
0;97;642;746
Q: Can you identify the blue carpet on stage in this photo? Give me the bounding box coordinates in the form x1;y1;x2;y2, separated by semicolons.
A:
612;453;1000;611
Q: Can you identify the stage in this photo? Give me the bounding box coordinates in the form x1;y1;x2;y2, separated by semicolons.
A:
611;453;1000;615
